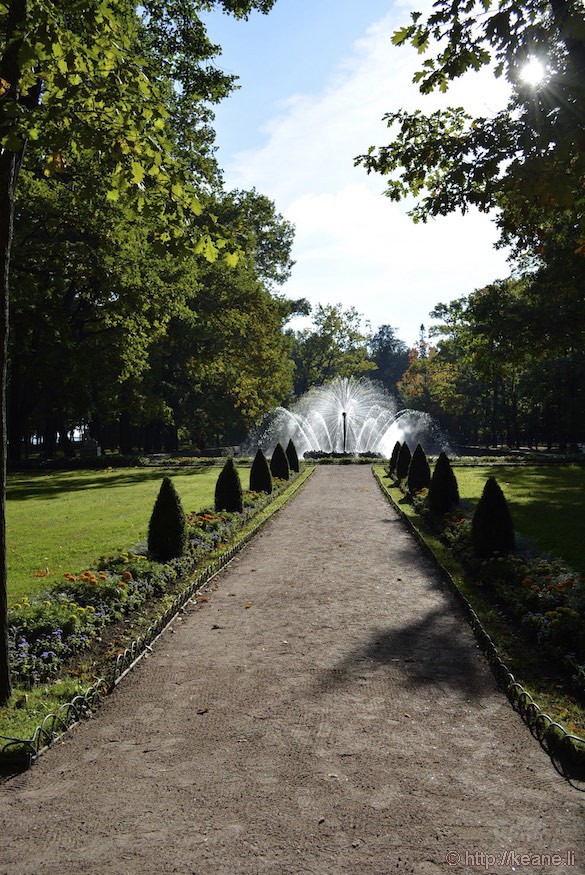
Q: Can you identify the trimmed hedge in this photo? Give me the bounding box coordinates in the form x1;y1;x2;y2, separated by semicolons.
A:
147;476;187;561
250;448;272;494
428;451;460;515
270;442;290;480
396;442;412;481
286;439;300;473
215;457;244;513
407;443;431;494
471;476;515;558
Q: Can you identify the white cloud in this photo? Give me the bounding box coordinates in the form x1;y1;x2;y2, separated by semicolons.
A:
222;10;512;343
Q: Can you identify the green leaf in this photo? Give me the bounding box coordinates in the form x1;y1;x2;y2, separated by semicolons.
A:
131;162;145;185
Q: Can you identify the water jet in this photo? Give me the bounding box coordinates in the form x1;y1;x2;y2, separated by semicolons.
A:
250;376;450;458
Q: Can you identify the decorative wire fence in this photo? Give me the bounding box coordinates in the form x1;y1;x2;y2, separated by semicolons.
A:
373;468;585;791
0;468;314;769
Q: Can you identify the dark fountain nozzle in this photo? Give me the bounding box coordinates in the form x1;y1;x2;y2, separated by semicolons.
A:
342;410;347;454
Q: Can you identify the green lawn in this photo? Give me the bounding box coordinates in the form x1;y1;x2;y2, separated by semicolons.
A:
6;467;224;604
453;464;585;574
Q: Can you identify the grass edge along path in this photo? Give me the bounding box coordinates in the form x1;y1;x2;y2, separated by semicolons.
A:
372;467;585;788
0;467;315;769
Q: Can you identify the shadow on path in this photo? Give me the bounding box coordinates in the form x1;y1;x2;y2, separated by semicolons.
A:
313;605;490;699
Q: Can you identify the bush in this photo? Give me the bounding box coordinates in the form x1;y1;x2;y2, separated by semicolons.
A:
147;476;187;561
215;457;244;513
428;451;460;515
395;442;411;481
270;442;290;480
471;476;515;558
407;443;431;494
249;448;272;494
286;439;300;473
388;440;401;477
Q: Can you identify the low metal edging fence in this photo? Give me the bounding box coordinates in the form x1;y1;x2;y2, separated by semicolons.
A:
0;468;314;769
372;467;585;790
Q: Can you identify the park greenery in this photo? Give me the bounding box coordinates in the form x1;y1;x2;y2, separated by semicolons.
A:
379;456;585;750
1;459;308;744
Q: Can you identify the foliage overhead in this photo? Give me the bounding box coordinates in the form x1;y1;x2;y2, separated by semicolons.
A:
355;0;585;250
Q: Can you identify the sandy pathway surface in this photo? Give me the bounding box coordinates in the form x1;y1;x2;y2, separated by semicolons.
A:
0;466;583;875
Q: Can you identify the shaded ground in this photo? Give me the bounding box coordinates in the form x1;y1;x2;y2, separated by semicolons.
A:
0;466;583;874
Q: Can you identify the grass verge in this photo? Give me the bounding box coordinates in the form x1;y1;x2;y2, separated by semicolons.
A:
0;467;314;760
452;464;585;574
7;467;222;603
373;467;585;746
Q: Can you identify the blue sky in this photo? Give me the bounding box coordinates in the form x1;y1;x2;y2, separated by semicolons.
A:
202;1;512;345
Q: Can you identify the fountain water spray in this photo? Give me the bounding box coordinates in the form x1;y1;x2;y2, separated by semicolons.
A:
250;376;451;458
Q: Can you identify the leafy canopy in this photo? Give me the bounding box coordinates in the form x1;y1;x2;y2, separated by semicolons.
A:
355;0;585;248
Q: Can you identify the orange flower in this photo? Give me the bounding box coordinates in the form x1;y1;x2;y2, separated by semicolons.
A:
118;581;126;588
530;585;540;591
122;570;133;581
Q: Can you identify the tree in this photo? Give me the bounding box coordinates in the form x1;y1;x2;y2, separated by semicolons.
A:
396;441;412;481
471;476;515;558
285;438;300;473
249;448;272;494
368;324;409;393
0;0;277;703
290;303;376;395
407;443;431;494
270;442;290;480
215;457;244;513
428;451;459;515
355;0;585;250
388;440;401;477
148;477;187;561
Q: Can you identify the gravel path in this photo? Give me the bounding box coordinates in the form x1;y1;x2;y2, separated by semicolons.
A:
0;466;583;875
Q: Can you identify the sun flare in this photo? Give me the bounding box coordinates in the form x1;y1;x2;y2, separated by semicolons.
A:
520;58;547;86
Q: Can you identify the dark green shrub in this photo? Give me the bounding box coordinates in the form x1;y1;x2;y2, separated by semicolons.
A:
471;476;515;558
388;441;401;477
148;476;187;561
395;441;411;481
249;448;272;494
215;457;243;512
428;451;459;515
407;443;431;494
270;442;290;480
286;438;300;473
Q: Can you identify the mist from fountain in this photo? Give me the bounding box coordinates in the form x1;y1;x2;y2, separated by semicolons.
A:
251;376;451;458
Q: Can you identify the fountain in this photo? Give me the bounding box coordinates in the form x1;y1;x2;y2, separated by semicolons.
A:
251;376;450;458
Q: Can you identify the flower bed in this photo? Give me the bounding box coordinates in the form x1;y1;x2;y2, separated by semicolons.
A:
7;482;293;688
410;492;585;701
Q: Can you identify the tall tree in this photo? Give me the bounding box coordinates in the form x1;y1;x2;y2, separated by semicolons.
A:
290;303;376;395
368;324;409;393
0;0;277;704
355;0;585;250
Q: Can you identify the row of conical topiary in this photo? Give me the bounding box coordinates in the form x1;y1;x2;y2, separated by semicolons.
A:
389;440;514;559
146;440;301;562
389;440;459;513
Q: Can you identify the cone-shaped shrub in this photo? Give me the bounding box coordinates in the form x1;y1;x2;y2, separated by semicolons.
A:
270;442;290;480
388;441;401;477
285;438;300;473
148;476;186;561
471;476;515;558
428;451;459;515
215;457;243;512
407;443;431;494
250;448;272;494
395;441;411;481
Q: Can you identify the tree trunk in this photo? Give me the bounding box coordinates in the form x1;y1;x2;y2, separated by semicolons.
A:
0;149;17;703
